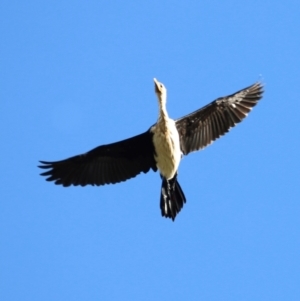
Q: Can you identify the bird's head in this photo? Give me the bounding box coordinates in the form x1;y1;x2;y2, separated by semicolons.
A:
154;78;167;106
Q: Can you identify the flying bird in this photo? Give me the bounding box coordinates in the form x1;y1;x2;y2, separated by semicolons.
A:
39;79;263;221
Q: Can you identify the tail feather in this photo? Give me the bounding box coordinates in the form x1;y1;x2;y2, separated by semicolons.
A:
160;175;186;221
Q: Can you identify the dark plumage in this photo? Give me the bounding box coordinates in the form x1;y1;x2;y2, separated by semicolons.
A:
176;82;263;154
40;132;157;186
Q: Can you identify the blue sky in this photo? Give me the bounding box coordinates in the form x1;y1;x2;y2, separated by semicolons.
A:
1;1;300;300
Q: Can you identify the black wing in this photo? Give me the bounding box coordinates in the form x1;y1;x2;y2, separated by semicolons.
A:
175;82;263;155
39;131;157;187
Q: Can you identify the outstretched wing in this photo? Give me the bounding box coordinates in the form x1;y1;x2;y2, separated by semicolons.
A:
175;82;263;155
39;131;157;187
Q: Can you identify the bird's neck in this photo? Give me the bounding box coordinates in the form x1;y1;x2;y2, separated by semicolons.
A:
157;94;169;118
158;99;169;125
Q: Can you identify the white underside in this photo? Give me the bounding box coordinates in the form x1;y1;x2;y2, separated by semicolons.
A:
151;119;182;180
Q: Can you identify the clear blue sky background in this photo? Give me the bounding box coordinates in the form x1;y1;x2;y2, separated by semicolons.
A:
1;1;300;300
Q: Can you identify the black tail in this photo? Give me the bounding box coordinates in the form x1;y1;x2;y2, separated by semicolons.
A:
160;174;186;221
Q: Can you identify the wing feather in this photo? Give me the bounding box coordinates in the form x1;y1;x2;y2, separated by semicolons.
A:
39;131;157;186
176;82;263;155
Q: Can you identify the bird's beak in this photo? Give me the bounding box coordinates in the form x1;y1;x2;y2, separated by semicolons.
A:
154;78;159;93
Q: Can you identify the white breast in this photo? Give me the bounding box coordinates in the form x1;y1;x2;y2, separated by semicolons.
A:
151;119;182;180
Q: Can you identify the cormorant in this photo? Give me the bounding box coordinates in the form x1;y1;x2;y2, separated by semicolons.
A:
39;79;263;220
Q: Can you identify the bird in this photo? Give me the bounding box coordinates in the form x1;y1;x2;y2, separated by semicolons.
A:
39;78;263;221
